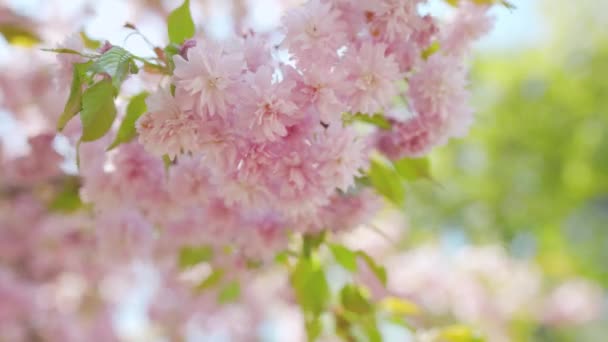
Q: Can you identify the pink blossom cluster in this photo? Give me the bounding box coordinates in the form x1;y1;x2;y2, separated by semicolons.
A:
353;243;604;342
0;0;504;339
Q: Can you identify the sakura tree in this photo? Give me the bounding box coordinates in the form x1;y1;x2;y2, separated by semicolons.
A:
7;0;599;341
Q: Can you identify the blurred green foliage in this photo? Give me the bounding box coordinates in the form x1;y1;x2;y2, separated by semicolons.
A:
404;6;608;338
408;0;608;291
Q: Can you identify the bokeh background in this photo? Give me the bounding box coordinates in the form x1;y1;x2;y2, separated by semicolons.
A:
1;0;607;341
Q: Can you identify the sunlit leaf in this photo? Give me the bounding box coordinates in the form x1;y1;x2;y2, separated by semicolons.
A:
305;316;323;342
291;258;330;315
90;46;134;89
379;297;420;316
302;231;326;258
0;24;40;46
340;284;373;315
422;41;440;60
356;251;387;286
58;62;91;131
368;158;405;206
440;325;485;342
343;112;392;130
79;30;101;49
167;0;195;44
48;178;83;213
80;79;116;142
393;157;431;181
108;92;148;150
196;269;224;292
218;280;240;304
178;245;213;268
329;244;358;272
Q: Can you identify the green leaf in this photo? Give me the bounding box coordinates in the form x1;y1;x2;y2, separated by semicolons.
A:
196;269;224;292
179;245;214;268
368;158;406;206
340;284;373;315
305;316;323;342
42;48;84;55
108;92;149;150
218;280;240;304
440;325;485;342
57;62;91;131
356;251;387;286
48;178;83;213
329;244;358;272
167;0;195;44
79;30;101;49
162;154;173;172
291;258;330;316
362;318;382;342
393;157;431;181
163;44;181;73
90;46;134;89
302;231;326;258
379;297;420;316
0;24;40;46
343;112;392;130
446;0;515;8
422;41;440;60
80;79;117;142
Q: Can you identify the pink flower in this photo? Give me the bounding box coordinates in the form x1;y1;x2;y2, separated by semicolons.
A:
137;87;204;159
316;126;369;192
542;279;604;326
110;143;169;210
173;40;245;117
168;156;212;206
242;34;269;73
440;1;494;56
408;54;472;138
212;142;274;208
375;115;442;159
4;133;63;186
282;0;347;64
345;42;402;114
95;210;154;260
236;65;301;142
364;0;429;42
298;62;351;124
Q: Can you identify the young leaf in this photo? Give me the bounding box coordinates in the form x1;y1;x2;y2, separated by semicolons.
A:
422;41;440;60
368;158;405;206
291;258;330;316
356;251;388;286
379;297;420;316
0;24;40;46
58;63;87;131
79;30;101;49
48;178;83;213
108;92;148;150
393;157;431;181
80;79;116;142
302;231;326;258
343;112;392;130
329;244;358;272
90;46;134;89
305;316;323;342
41;48;84;55
167;0;195;44
178;245;214;268
218;280;241;304
440;325;486;342
340;284;373;315
196;269;224;292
